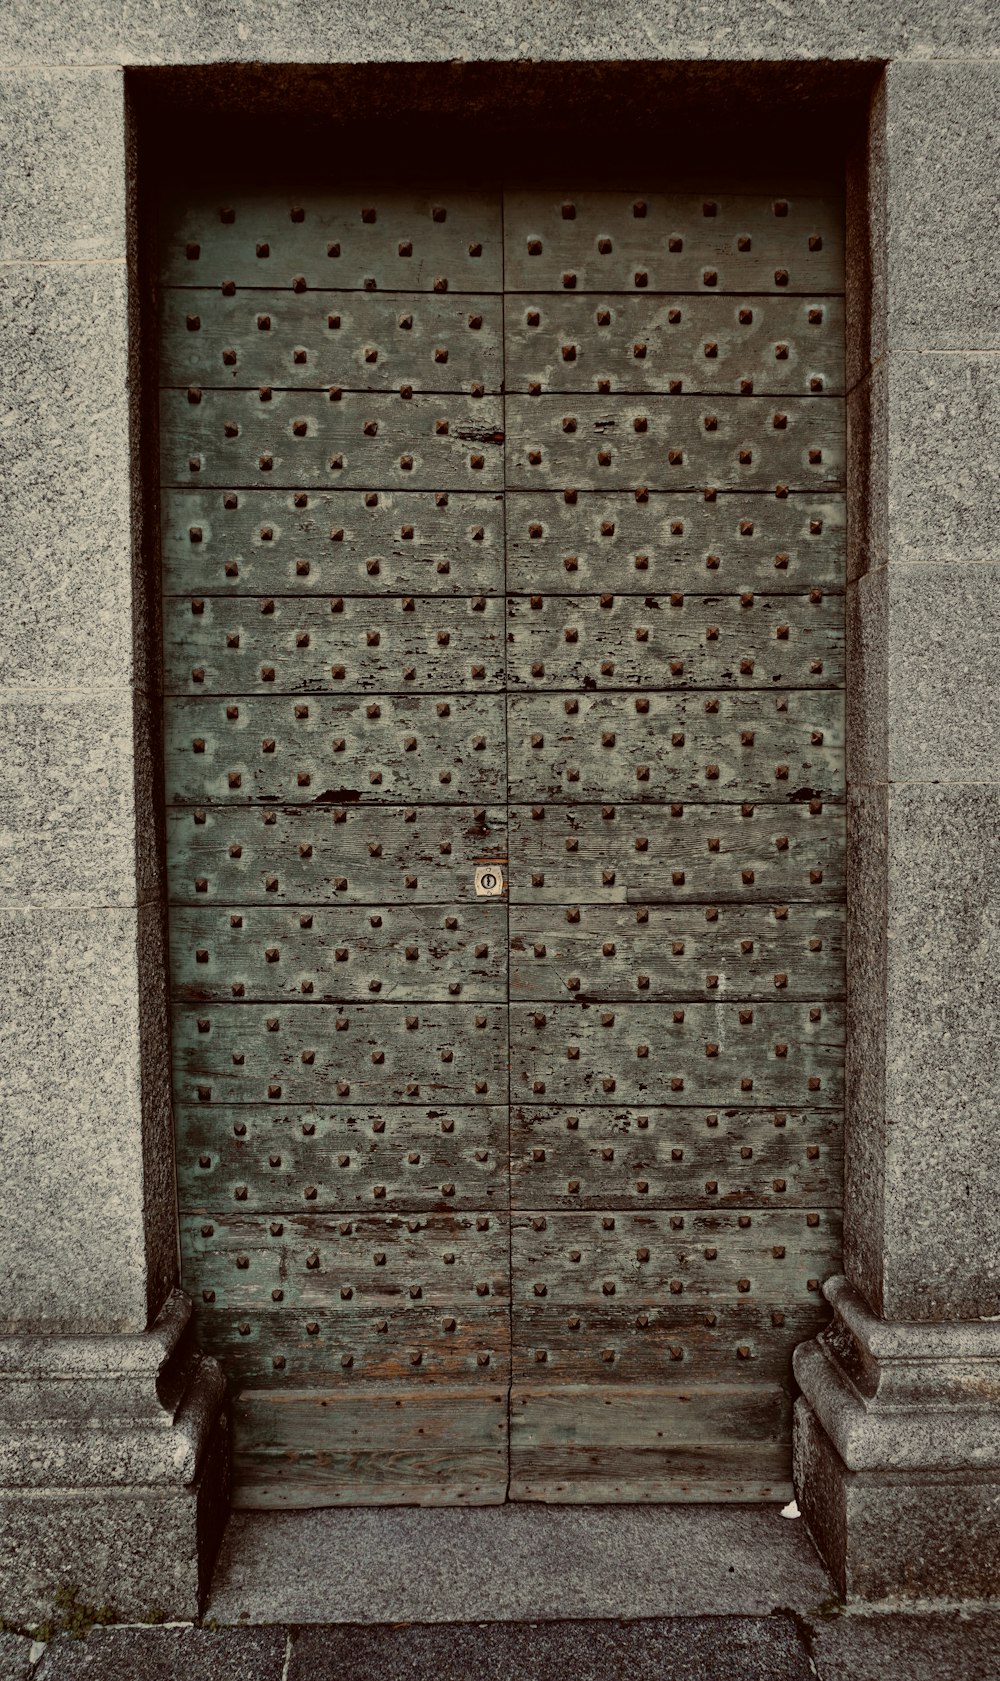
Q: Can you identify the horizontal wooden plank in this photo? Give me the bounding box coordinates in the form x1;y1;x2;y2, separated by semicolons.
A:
176;1102;509;1215
161;489;505;598
172;1001;509;1105
509;1383;793;1502
181;1209;511;1388
182;1209;509;1303
170;903;507;1002
165;803;507;905
510;1104;842;1210
507;800;844;904
512;1300;831;1386
162;291;504;391
506;690;844;804
505;591;843;690
505;294;845;395
164;694;505;805
509;902;844;1002
511;1208;841;1300
507;800;843;907
233;1387;508;1507
163;594;506;695
510;1000;845;1107
503;190;844;294
161;191;504;291
160;389;505;489
505;491;845;597
505;396;844;492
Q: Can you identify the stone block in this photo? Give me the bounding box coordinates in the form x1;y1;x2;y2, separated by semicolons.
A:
807;1608;1000;1681
844;783;1000;1320
884;562;1000;783
854;351;1000;571
35;1626;286;1681
882;62;1000;354
0;71;126;262
0;1293;229;1624
287;1615;814;1681
0;264;136;693
849;562;1000;786
0;906;175;1334
0;689;153;909
795;1396;1000;1603
881;783;1000;1318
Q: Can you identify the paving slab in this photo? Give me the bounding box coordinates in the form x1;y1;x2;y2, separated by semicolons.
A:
808;1611;1000;1681
0;1632;34;1681
288;1615;812;1681
209;1505;832;1625
33;1626;287;1681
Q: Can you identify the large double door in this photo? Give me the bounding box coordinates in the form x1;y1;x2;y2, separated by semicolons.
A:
160;183;846;1506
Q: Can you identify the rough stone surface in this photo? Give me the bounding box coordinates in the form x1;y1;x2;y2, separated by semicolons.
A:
207;1505;833;1624
842;784;887;1316
885;563;1000;782
882;62;1000;353
287;1616;813;1681
0;1414;229;1626
844;784;1000;1320
0;691;151;910
34;1626;285;1681
0;1;997;66
0;907;172;1334
0;70;126;262
887;351;994;568
0;264;134;695
0;1634;34;1681
808;1610;1000;1681
795;1397;1000;1605
881;784;1000;1318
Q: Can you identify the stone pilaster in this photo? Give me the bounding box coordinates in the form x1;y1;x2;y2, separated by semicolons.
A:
793;59;1000;1600
0;68;227;1622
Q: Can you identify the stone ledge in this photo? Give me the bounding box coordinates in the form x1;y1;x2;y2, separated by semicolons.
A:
793;1278;1000;1474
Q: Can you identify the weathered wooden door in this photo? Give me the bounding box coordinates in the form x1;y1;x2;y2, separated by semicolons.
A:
160;183;845;1506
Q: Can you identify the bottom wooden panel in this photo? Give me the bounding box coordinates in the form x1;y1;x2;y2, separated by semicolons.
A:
233;1385;509;1507
509;1382;791;1503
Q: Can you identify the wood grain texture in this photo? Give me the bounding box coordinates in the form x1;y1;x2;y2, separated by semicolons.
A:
170;902;508;1001
162;488;505;598
160;191;505;292
504;490;845;597
233;1387;508;1507
509;1383;793;1502
164;694;505;806
510;1000;845;1107
165;803;508;906
162;291;504;391
509;901;845;1001
160;389;505;489
172;1001;509;1105
506;800;844;904
502;190;845;294
510;1104;842;1210
163;593;506;695
506;689;844;804
505;395;844;492
505;591;843;689
504;294;844;395
176;1102;509;1215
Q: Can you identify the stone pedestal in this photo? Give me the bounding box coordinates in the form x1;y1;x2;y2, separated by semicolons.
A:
0;1293;229;1622
794;1279;1000;1601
